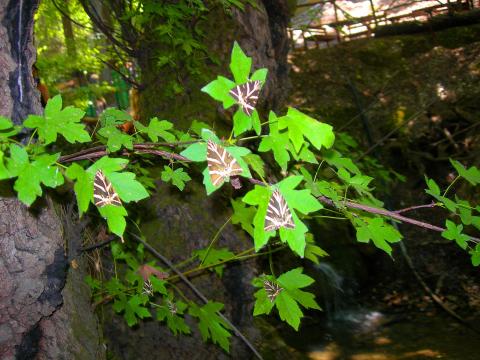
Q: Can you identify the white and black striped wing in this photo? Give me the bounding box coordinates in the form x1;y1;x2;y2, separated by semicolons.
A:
263;280;283;302
206;140;243;186
264;189;295;232
93;170;122;207
229;80;261;116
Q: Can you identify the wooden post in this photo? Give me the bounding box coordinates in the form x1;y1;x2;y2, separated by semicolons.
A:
332;0;342;43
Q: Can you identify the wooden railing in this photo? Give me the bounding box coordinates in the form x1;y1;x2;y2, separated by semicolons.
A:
290;0;478;49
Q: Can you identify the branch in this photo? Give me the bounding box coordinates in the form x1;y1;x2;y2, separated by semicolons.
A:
58;144;191;164
393;202;437;214
130;233;263;360
317;196;480;244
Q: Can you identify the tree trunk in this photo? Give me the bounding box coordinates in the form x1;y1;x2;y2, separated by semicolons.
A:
61;0;77;59
0;1;104;358
138;1;291;128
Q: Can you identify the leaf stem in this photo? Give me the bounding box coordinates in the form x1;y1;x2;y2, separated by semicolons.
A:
443;175;460;197
199;216;232;267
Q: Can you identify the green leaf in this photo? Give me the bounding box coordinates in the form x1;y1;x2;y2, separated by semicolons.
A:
161;166;191;191
442;220;469;250
193;247;235;276
324;150;360;174
200;128;220;143
304;234;328;264
259;112;291;171
108;172;150;203
0;116;13;130
201;76;236;108
99;108;131;127
0;150;11;180
146;118;176;142
250;68;268;83
278;108;335;153
230;42;251;84
253;268;320;330
354;217;402;255
233;109;253;136
23;95;90;144
114;294;151;327
98;205;128;237
470;244;480;266
243;153;265;180
231;200;256;237
180;142;207;162
97;126;133;152
450;159;480;186
7;145;64;206
189;302;232;352
190;120;212;136
157;300;191;336
66;163;93;215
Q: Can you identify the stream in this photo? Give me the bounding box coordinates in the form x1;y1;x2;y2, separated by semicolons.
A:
284;263;480;360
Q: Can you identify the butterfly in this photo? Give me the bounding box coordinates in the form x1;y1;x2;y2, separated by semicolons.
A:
229;80;261;116
264;189;295;232
206;140;243;187
93;170;122;207
263;280;283;302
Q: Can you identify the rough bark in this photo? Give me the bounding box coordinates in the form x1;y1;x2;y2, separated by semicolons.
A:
0;1;104;358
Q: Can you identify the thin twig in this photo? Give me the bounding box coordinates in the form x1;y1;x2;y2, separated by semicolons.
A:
317;196;480;243
393;202;437;214
130;233;263;360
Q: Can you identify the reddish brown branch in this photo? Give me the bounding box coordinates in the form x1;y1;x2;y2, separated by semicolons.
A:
393;202;437;214
59;144;191;163
317;196;480;244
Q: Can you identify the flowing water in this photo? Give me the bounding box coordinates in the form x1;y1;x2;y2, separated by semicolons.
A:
285;263;480;360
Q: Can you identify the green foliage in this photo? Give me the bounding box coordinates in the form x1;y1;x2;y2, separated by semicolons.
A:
253;268;320;330
4;40;480;355
24;95;90;145
189;302;232;352
161;166;191;191
353;217;402;255
6;145;64;206
193;247;235;276
243;176;322;256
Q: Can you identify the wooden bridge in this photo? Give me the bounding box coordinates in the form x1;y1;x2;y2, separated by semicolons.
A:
290;0;479;49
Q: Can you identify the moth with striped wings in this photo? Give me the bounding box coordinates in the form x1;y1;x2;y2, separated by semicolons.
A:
206;140;243;187
264;189;295;232
229;80;261;116
93;170;122;207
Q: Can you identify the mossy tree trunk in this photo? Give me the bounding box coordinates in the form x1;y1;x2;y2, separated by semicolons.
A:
137;1;291;128
0;1;104;358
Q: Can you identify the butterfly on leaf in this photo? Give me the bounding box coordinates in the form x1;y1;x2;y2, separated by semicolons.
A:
93;170;122;207
229;80;261;116
264;189;295;232
206;140;243;187
263;280;283;302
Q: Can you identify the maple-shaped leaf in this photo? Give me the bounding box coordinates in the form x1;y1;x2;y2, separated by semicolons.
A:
450;159;480;186
193;247;235;277
189;302;232;352
354;217;402;255
137;264;169;282
113;294;151;327
258;112;291;171
442;220;469;250
243;175;322;256
161;166;191;191
6;145;64;206
253;268;320;330
24;95;90;144
278;108;334;154
157;298;190;336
